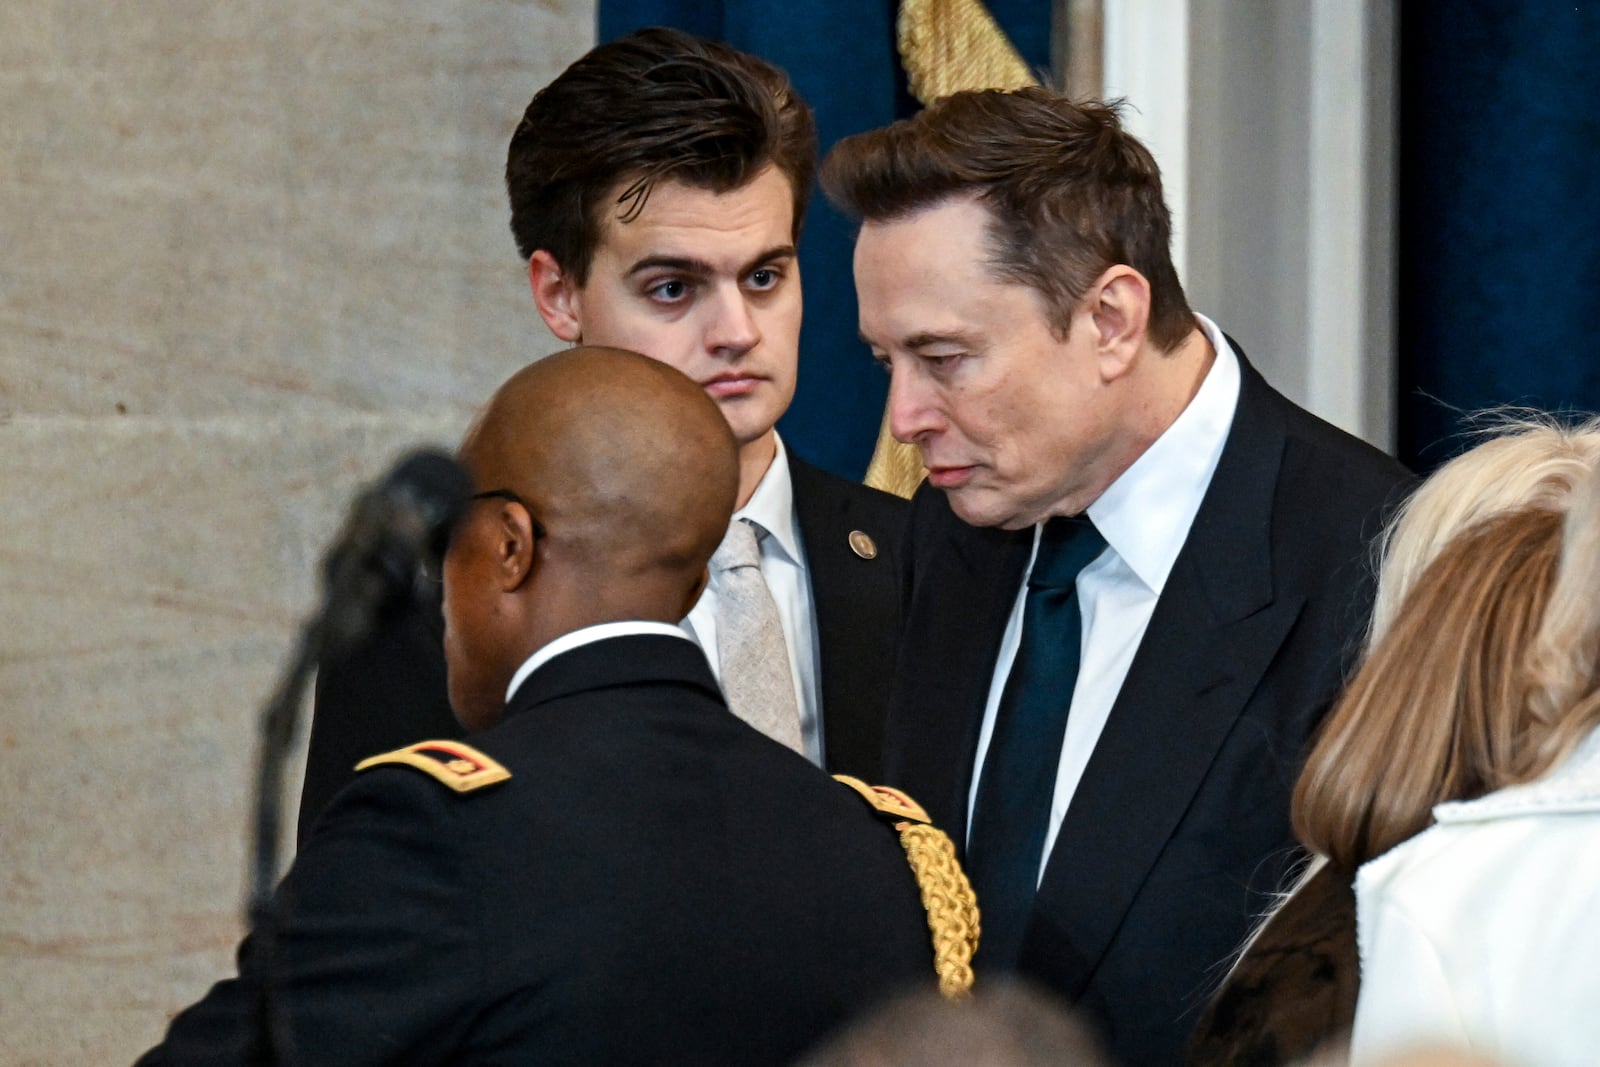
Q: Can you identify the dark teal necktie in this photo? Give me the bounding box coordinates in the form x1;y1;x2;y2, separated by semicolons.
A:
967;515;1106;970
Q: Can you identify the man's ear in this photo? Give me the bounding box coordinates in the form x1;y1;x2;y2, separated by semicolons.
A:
1088;265;1152;382
528;251;583;343
492;500;541;592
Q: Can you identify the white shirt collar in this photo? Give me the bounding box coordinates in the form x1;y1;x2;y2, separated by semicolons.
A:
504;620;696;703
736;432;800;565
1085;312;1241;594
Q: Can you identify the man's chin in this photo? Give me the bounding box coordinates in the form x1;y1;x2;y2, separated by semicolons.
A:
944;486;1021;530
726;416;781;455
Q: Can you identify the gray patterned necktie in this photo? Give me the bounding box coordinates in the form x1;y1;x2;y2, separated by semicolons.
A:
710;518;804;753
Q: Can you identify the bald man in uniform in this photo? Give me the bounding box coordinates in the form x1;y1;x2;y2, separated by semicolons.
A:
138;348;942;1066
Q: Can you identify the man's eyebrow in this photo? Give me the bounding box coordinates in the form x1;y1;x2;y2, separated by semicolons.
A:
857;329;975;351
739;245;797;274
625;245;797;278
626;255;713;278
901;330;977;351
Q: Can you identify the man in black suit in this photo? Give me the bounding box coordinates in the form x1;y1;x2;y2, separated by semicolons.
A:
300;30;905;839
140;347;938;1065
823;89;1413;1064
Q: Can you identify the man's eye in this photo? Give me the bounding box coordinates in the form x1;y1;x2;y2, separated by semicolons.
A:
748;267;780;290
648;280;688;302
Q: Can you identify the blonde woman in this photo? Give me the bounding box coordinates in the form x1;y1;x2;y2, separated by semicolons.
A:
1319;467;1600;1066
1188;417;1600;1066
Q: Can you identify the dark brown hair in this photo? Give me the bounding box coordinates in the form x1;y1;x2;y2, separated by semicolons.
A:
505;27;816;282
821;87;1193;350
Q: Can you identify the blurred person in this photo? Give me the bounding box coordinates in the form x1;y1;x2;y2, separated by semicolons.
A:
1294;460;1600;1067
798;980;1108;1067
823;86;1411;1063
1362;1051;1506;1067
1286;1039;1506;1067
1189;417;1600;1065
137;348;944;1066
299;28;909;839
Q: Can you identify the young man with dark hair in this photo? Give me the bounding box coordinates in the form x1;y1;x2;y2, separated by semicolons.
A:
824;87;1412;1065
299;29;907;838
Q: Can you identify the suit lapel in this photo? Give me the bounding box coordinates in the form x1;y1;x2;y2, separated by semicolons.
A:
788;453;900;775
1022;358;1305;997
790;454;857;771
788;454;848;749
901;502;1035;844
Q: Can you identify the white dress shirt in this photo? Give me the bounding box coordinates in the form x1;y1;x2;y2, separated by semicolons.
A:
966;313;1242;877
682;435;823;765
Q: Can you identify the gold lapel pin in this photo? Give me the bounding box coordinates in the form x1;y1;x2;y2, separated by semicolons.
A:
848;530;878;560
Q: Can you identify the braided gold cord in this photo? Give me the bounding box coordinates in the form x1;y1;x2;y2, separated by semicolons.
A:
896;821;980;998
862;1;1040;497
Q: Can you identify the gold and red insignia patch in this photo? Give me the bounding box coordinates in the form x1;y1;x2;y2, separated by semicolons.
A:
355;740;511;793
832;774;931;825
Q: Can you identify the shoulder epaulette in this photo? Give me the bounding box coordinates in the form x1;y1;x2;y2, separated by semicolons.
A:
832;773;931;825
833;774;979;1000
354;740;510;793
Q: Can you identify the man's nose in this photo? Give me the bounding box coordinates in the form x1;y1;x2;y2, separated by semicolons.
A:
887;363;943;443
706;286;760;357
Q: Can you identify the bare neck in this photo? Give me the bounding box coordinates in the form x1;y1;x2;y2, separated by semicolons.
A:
1051;326;1218;519
1151;326;1217;429
736;429;779;510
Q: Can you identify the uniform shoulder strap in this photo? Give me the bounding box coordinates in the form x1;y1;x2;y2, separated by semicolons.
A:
355;740;510;793
833;774;979;999
832;774;933;823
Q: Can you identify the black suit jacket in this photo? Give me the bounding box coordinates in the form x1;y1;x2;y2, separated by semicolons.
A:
298;451;907;841
142;634;934;1066
885;354;1412;1065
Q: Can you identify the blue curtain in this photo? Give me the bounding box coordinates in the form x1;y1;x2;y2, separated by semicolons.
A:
1397;1;1600;470
598;1;1051;479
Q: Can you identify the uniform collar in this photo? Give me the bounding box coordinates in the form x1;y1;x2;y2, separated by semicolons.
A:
505;621;695;703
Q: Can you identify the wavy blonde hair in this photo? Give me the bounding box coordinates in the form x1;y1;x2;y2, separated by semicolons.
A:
1225;417;1600;971
1366;415;1600;646
1294;509;1563;869
1523;457;1600;778
1297;452;1600;871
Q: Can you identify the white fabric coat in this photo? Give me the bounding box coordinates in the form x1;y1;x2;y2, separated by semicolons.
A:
1351;725;1600;1066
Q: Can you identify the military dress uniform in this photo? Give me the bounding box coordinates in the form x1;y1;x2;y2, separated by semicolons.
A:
139;630;971;1066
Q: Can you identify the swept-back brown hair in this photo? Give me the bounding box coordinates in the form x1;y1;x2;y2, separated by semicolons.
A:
505;27;816;282
820;87;1193;350
1294;509;1565;872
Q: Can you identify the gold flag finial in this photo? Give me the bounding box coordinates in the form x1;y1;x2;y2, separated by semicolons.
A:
898;0;1038;106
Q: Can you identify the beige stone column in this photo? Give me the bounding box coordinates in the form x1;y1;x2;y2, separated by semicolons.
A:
0;3;592;1061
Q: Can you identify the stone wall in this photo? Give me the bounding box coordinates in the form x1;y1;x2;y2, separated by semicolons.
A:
0;3;592;1061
